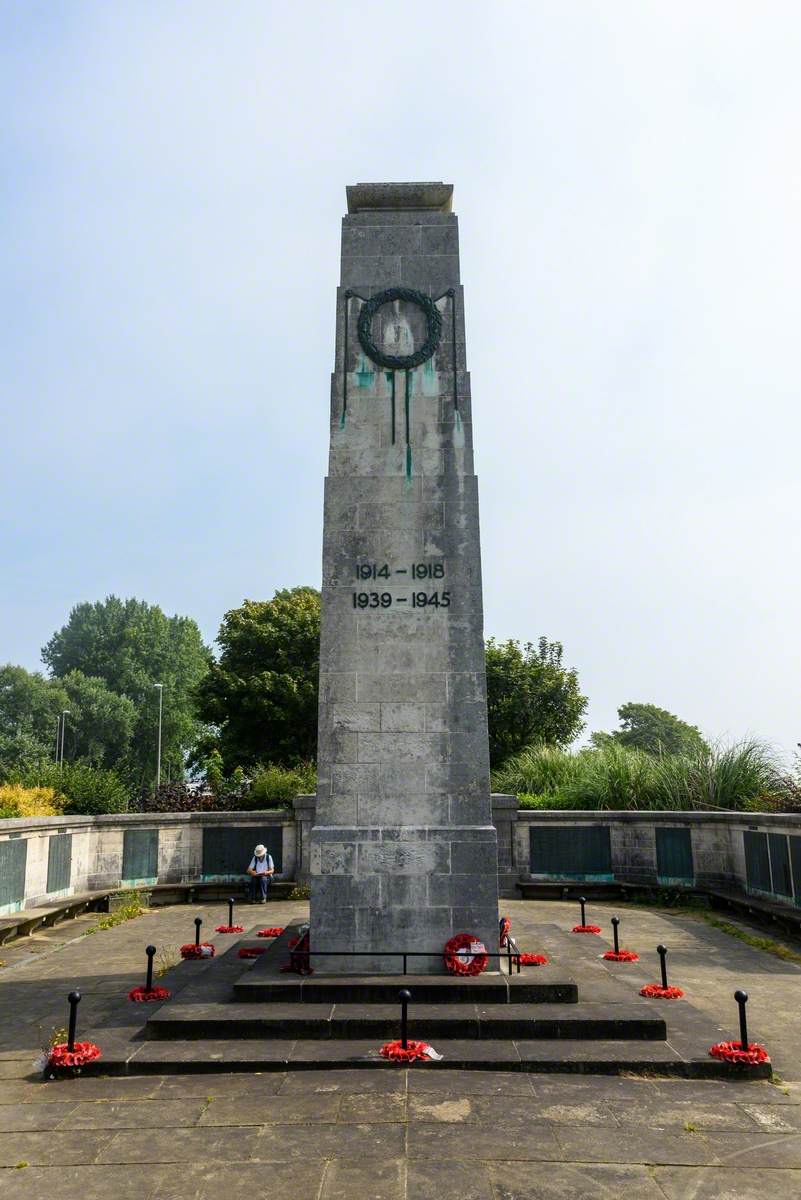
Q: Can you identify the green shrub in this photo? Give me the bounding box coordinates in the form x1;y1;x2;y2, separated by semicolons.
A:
237;762;316;810
498;739;791;813
16;763;130;815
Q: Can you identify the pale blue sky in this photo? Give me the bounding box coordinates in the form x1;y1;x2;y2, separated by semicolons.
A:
2;2;799;757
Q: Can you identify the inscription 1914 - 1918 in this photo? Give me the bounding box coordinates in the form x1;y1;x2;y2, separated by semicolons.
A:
353;560;450;611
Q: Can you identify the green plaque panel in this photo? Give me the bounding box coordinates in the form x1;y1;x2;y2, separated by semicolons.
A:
744;830;771;893
122;828;159;883
202;827;283;879
47;833;72;894
655;826;693;883
0;838;27;910
529;825;612;879
768;833;792;897
790;836;801;907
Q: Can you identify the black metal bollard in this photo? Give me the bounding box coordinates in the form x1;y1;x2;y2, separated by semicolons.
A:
227;897;235;927
145;945;156;992
657;944;668;989
579;896;587;926
67;990;81;1052
507;941;513;975
734;989;750;1050
194;917;202;947
611;917;620;954
399;988;411;1051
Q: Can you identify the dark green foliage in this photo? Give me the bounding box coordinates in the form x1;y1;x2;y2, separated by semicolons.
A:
19;762;130;815
195;588;320;771
485;637;587;768
42;596;210;789
591;702;707;756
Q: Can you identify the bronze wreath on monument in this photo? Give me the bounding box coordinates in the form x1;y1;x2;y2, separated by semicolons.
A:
356;286;443;370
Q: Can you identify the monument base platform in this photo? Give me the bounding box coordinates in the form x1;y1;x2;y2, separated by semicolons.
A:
73;921;771;1080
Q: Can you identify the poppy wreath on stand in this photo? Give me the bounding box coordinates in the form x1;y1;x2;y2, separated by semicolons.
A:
640;983;684;1000
499;916;511;947
443;933;488;977
47;1042;101;1070
127;986;171;1002
379;1040;434;1063
280;929;313;975
257;927;284;938
602;949;639;962
709;1041;769;1065
180;943;216;960
518;953;549;966
238;946;268;959
214;925;244;934
572;925;602;934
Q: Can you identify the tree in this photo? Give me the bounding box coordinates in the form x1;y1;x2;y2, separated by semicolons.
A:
0;663;138;777
485;637;588;768
195;588;321;770
591;702;707;757
42;597;210;788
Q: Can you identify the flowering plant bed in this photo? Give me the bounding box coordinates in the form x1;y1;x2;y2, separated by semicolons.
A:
572;925;601;934
238;946;268;959
180;943;216;960
444;933;488;977
47;1041;101;1071
640;983;684;1000
128;986;171;1003
379;1039;438;1063
518;953;549;966
257;927;284;938
214;925;244;934
709;1040;769;1065
602;949;639;962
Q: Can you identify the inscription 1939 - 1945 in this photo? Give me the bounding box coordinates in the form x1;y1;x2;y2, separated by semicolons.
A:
352;560;450;611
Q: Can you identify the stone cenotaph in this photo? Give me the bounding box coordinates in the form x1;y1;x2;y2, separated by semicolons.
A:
309;182;499;972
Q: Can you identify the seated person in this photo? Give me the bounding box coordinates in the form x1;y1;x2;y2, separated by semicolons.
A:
247;843;275;903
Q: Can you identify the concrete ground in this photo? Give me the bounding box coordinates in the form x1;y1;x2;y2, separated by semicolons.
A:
1;897;800;1199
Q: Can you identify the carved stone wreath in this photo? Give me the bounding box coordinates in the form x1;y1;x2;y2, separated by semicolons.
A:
356;286;442;370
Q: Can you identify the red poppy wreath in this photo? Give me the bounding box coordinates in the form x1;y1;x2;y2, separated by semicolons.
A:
47;1041;101;1070
180;942;215;960
708;1041;769;1065
443;933;488;977
238;946;268;959
379;1040;434;1063
257;927;284;938
640;983;684;1000
602;949;639;962
572;924;602;934
128;985;171;1002
214;924;245;934
518;953;549;966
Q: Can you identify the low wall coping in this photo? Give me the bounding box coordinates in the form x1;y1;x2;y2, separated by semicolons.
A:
0;809;293;837
516;809;801;827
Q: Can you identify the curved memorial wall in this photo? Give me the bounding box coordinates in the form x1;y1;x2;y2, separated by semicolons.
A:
2;802;800;917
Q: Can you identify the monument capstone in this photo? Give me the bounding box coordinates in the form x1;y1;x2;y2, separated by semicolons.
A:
310;182;499;972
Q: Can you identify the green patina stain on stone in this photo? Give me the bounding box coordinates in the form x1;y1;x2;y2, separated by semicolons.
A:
356;355;374;388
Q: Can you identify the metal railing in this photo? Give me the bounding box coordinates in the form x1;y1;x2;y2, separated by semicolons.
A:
296;947;523;975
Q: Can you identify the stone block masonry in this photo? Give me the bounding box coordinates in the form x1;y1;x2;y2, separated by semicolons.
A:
309;183;500;971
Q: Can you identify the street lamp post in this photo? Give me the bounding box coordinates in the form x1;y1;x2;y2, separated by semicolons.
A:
154;684;163;792
59;710;70;769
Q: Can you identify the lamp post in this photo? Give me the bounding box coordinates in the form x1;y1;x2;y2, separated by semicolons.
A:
154;683;163;792
59;710;70;769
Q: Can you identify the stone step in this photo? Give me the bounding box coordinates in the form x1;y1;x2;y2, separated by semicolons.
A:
145;1001;666;1041
233;967;578;1005
87;1036;771;1080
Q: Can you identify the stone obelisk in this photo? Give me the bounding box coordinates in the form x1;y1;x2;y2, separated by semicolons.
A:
310;182;499;973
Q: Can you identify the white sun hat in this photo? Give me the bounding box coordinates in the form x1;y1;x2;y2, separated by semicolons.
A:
254;844;267;855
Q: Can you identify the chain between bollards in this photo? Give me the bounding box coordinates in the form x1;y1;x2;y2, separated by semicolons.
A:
145;945;156;991
399;988;411;1051
194;917;202;947
228;897;235;927
611;916;620;954
579;896;587;926
657;944;668;990
67;990;81;1051
734;989;749;1050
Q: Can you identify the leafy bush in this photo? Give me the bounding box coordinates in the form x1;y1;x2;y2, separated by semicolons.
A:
241;762;316;810
15;763;130;815
0;784;63;819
